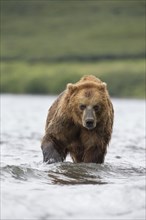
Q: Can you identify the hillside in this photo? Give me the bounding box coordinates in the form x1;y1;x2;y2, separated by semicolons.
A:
1;0;145;61
1;0;145;98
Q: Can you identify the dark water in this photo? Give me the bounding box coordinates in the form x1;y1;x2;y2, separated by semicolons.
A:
1;95;145;219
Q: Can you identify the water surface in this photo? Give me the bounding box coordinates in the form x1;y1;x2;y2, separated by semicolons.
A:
1;95;145;219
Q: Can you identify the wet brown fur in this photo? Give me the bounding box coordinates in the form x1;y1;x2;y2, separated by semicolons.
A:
41;75;114;163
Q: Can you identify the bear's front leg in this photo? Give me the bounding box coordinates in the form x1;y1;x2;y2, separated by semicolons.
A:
41;141;66;164
83;146;106;164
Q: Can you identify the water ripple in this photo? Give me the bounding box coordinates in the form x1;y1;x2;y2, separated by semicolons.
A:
1;162;145;185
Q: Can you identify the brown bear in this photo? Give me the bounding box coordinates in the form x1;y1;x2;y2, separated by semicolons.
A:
41;75;114;164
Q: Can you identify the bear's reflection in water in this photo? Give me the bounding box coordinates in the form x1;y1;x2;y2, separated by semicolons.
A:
47;162;109;185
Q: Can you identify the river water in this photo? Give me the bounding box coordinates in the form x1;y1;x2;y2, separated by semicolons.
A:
1;95;145;220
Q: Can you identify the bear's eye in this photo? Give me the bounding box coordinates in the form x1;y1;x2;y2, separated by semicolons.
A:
93;105;100;112
79;104;86;110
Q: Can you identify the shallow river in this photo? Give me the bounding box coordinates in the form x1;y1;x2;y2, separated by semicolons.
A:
1;95;145;220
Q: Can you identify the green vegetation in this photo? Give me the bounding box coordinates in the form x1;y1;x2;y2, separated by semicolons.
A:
1;59;145;98
1;0;145;98
1;0;145;60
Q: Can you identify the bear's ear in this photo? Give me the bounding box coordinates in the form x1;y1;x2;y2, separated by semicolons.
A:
98;82;107;91
102;82;107;88
67;83;77;94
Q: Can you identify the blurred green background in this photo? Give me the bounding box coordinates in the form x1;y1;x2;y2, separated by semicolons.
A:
1;0;145;98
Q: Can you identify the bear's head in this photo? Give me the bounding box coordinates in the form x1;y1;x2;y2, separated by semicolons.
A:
66;75;112;130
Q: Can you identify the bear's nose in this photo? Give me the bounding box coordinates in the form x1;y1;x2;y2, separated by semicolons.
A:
85;119;94;129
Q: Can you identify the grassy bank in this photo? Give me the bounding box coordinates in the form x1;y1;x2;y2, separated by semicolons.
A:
1;0;145;98
1;59;145;98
